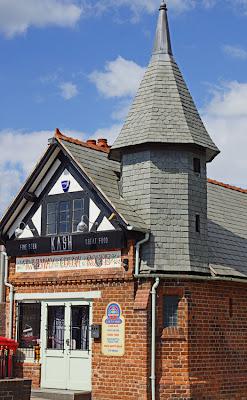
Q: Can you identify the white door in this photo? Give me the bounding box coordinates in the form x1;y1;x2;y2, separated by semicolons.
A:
41;300;92;391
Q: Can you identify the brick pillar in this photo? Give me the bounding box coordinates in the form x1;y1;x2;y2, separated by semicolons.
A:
0;302;6;336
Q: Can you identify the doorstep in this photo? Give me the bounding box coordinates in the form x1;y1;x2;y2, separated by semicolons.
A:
31;389;91;400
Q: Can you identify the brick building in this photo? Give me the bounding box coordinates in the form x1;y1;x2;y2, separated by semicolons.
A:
0;2;247;399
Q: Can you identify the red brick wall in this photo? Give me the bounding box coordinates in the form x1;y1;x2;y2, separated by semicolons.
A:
8;241;152;399
0;379;31;400
6;244;247;400
16;363;41;389
0;302;5;336
157;280;247;400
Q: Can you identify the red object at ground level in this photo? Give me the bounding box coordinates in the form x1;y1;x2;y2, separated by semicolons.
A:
0;337;19;352
0;337;19;379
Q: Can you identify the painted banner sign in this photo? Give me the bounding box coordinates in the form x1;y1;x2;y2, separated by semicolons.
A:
101;302;125;357
6;230;125;257
16;251;121;273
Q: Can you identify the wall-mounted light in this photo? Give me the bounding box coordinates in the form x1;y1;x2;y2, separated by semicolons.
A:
15;222;35;238
122;258;129;271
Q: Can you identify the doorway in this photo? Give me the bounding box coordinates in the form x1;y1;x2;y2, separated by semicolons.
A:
41;300;92;391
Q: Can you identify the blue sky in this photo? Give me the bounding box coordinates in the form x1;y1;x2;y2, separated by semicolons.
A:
1;0;247;215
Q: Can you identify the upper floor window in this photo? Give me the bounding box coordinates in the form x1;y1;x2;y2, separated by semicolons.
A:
163;295;179;328
42;192;89;236
193;158;201;174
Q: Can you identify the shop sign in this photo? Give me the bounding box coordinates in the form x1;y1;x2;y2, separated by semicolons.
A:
7;230;125;257
16;250;121;273
101;302;125;357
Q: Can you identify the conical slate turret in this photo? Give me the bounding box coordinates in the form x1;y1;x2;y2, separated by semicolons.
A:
110;3;219;162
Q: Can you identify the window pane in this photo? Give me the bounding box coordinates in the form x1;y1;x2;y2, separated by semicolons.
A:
47;306;65;350
59;201;70;233
74;199;84;211
72;199;85;233
163;296;179;328
47;203;56;214
70;305;89;350
47;203;57;235
18;303;41;348
47;224;57;235
60;201;69;212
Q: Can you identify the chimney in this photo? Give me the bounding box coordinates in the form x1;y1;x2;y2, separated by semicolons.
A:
97;138;109;148
86;139;97;146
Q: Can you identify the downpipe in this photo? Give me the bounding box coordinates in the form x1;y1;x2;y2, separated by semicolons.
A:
3;251;14;338
135;232;150;276
151;277;160;400
0;250;5;303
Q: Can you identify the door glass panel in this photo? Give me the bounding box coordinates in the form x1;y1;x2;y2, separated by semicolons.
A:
70;306;89;351
47;306;65;350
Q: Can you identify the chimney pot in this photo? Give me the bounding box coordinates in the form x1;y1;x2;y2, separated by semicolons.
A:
97;138;108;148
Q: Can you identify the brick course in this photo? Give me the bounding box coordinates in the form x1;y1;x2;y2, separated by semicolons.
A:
0;379;31;400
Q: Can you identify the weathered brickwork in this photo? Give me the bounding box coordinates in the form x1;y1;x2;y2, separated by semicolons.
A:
8;274;247;399
157;280;247;400
5;240;247;400
0;302;6;336
15;363;41;389
0;379;31;400
122;146;209;273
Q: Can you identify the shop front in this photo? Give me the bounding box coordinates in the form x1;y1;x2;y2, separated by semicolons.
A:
15;292;95;391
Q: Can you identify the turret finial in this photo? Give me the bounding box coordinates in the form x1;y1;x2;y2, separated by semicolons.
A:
159;1;167;11
153;1;172;56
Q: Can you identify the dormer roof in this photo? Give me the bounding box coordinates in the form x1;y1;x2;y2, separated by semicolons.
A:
110;2;220;162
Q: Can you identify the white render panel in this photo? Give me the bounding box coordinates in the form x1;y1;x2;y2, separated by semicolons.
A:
7;203;33;239
32;206;42;235
97;217;115;231
16;251;121;273
35;158;61;197
18;224;34;239
48;169;83;195
89;199;100;231
15;291;101;301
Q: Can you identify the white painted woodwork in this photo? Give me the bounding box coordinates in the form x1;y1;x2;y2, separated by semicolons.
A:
48;169;83;195
97;216;114;231
15;291;101;301
35;159;61;197
32;206;42;235
3;148;60;235
41;300;92;391
18;225;34;239
89;199;100;231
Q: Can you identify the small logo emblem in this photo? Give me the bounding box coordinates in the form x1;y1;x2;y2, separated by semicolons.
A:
61;180;70;193
105;303;122;324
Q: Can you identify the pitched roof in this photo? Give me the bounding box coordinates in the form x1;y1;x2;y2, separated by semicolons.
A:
110;3;219;163
208;179;247;279
56;132;148;232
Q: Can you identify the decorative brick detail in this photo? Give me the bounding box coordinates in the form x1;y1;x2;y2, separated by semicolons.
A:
0;379;31;400
134;283;151;310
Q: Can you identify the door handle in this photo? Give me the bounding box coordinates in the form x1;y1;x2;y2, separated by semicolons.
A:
66;339;70;347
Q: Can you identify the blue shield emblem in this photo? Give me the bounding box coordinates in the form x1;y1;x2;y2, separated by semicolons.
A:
61;180;70;193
